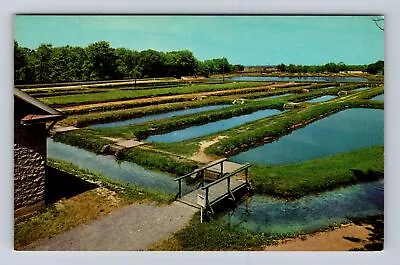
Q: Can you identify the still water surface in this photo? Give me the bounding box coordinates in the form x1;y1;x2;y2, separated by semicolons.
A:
90;105;229;129
305;95;337;103
371;94;384;101
219;180;383;235
146;109;282;143
47;139;191;194
231;108;384;165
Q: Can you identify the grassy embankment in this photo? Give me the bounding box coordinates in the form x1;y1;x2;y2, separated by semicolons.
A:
41;81;274;106
14;159;173;249
52;131;197;176
150;147;384;251
52;86;383;196
86;83;367;139
142;85;383;159
150;213;384;251
54;81;310;117
63;97;233;127
149;214;273;251
59;82;321;125
206;86;384;157
251;146;384;199
18;76;178;91
60;82;345;126
24;81;195;98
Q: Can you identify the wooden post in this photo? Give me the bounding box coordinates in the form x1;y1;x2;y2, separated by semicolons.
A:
205;187;214;214
205;187;209;206
228;175;235;201
220;161;224;179
178;179;182;198
227;174;231;191
245;168;248;185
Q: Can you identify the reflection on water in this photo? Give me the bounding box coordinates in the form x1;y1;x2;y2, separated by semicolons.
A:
47;139;192;194
305;95;337;103
354;87;369;92
147;109;282;143
371;94;384;101
90;104;230;129
231;108;384;165
219;180;383;235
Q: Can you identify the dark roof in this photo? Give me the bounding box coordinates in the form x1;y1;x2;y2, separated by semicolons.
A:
14;88;65;124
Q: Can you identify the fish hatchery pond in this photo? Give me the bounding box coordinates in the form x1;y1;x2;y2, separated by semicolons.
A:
231;108;384;165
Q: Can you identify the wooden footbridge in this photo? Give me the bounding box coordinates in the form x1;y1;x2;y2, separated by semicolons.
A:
174;158;252;215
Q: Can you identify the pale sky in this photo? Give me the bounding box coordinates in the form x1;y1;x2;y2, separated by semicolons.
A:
14;15;384;65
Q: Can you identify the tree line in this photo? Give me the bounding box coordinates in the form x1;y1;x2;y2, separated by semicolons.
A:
14;40;245;85
276;61;384;75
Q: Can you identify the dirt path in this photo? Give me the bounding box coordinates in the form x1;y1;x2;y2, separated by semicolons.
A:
191;136;227;163
58;82;292;113
263;224;373;251
24;201;198;251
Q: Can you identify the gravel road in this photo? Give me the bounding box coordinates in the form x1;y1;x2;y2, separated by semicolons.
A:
24;201;198;251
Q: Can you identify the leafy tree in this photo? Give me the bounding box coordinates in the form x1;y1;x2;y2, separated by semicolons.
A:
276;63;286;72
366;60;384;75
14;41;28;84
13;41;236;84
34;44;54;83
165;50;197;78
139;49;166;78
232;64;245;72
86;41;116;80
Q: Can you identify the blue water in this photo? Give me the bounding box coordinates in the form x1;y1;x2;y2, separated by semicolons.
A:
305;95;337;103
228;76;368;83
371;94;384;101
219;180;383;235
146;109;282;143
90;105;230;129
354;87;369;91
254;93;294;100
47;139;192;194
231;108;384;165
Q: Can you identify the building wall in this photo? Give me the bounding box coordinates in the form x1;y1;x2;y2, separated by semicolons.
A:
14;98;47;216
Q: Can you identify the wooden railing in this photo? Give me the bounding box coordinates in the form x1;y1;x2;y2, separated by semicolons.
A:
201;163;251;214
174;158;227;198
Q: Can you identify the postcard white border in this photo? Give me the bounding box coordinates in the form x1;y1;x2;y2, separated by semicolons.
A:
1;1;399;265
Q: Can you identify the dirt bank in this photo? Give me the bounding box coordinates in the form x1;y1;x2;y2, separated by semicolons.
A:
263;223;374;251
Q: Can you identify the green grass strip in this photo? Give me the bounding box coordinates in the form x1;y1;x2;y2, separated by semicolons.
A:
41;82;271;106
47;158;173;203
149;213;273;251
250;146;384;199
119;147;198;176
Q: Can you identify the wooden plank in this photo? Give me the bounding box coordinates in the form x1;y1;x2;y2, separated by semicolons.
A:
174;158;227;181
206;161;243;175
178;177;246;208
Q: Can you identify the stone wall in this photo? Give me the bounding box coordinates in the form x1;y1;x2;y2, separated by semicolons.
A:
14;98;47;216
14;143;46;215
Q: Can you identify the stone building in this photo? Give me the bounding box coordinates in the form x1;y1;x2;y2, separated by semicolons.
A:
14;88;64;217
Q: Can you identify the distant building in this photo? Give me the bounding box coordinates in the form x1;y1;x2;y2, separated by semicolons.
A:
14;88;64;217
